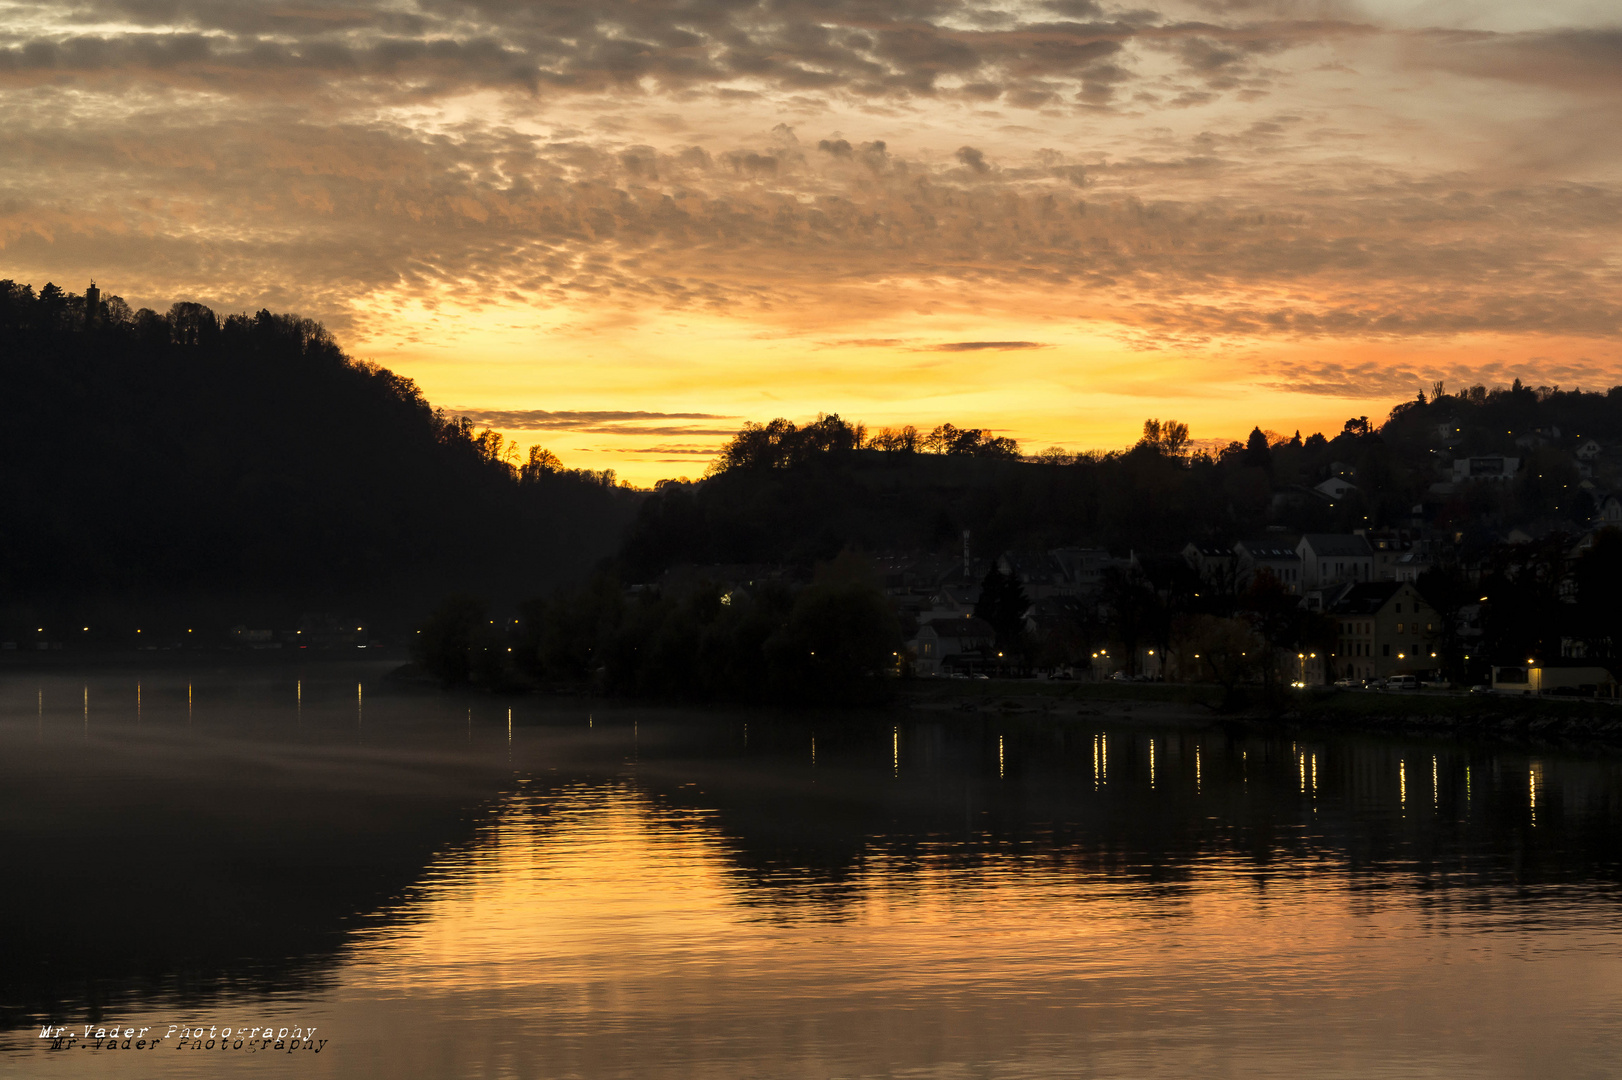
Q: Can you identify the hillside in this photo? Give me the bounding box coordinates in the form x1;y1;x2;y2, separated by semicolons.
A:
0;280;640;640
618;384;1622;580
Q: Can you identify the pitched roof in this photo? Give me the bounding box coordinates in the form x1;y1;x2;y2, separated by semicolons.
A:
1300;533;1374;557
1237;540;1300;561
1327;582;1403;615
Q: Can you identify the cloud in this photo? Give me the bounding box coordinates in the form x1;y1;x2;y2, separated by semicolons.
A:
626;445;723;454
1407;28;1622;92
924;341;1052;351
449;409;735;433
1261;359;1622;399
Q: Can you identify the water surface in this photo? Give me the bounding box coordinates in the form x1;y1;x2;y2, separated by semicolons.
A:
4;666;1621;1078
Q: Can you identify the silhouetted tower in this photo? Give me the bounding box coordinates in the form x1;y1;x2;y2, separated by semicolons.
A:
962;529;971;579
85;281;100;323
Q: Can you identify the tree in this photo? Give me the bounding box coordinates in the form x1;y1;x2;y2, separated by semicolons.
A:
1137;418;1191;458
412;595;489;686
1576;530;1622;662
1182;614;1262;710
871;425;920;452
974;565;1031;653
522;446;563;481
1242;426;1271;469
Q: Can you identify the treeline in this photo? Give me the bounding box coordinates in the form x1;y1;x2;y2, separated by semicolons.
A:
619;382;1622;581
707;413;1020;473
413;564;901;704
0;279;639;635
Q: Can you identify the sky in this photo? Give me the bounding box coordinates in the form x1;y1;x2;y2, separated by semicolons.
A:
1;0;1618;485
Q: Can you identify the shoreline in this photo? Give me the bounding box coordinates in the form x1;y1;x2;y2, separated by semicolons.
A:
897;679;1622;750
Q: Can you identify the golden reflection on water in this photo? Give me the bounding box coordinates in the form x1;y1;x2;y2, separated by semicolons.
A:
310;778;1622;1079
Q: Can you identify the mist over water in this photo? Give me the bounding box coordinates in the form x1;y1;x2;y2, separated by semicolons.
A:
5;666;1622;1078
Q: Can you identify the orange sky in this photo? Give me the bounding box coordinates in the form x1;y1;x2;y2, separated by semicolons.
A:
2;0;1618;485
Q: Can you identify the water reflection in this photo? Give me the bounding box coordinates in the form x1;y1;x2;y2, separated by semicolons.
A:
4;669;1622;1077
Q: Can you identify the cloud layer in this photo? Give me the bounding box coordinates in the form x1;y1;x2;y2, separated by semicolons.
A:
2;0;1620;477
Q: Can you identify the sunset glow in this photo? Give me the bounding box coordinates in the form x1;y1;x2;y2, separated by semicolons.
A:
3;0;1618;483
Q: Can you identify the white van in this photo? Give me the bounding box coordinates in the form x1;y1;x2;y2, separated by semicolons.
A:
1385;674;1419;691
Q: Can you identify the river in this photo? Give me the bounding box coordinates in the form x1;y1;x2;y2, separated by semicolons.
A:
4;664;1620;1078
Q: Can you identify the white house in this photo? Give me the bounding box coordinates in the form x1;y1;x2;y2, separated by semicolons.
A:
1314;476;1356;501
1297;533;1374;590
910;617;994;676
1596;495;1622;527
1576;438;1603;462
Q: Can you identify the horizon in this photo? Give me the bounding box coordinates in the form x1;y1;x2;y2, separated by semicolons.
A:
3;0;1618;486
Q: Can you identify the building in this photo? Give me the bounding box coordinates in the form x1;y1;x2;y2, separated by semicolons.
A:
1315;476;1356;501
1327;582;1443;682
1453;456;1521;483
1576;439;1603;462
1048;547;1124;595
1298;533;1374;591
1182;542;1236;588
1492;662;1617;698
1233;539;1302;593
909;617;994;676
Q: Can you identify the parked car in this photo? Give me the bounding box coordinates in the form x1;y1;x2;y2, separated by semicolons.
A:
1468;684;1494;695
1385;675;1419;691
1424;677;1453;690
1333;677;1359;688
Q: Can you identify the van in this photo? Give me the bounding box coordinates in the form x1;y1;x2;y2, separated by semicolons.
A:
1385;674;1418;691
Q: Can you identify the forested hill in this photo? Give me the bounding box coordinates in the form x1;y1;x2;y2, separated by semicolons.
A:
619;384;1622;580
0;280;640;637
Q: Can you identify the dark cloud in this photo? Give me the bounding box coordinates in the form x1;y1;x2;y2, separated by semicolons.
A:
0;0;1380;111
450;409;734;432
1410;28;1622;92
955;145;990;172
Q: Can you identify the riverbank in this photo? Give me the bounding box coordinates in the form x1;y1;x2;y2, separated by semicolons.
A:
899;678;1622;748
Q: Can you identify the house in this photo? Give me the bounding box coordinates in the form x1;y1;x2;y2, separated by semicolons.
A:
1327;582;1443;682
1595;495;1622;528
1315;476;1356;502
909;617;994;676
1492;661;1617;698
1576;438;1603;462
1453;456;1521;483
1182;542;1235;587
1233;539;1302;594
1297;533;1374;591
998;550;1070;599
918;585;980;625
1048;547;1125;595
1361;529;1425;581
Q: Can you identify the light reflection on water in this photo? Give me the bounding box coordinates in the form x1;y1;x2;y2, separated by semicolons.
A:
5;668;1622;1078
